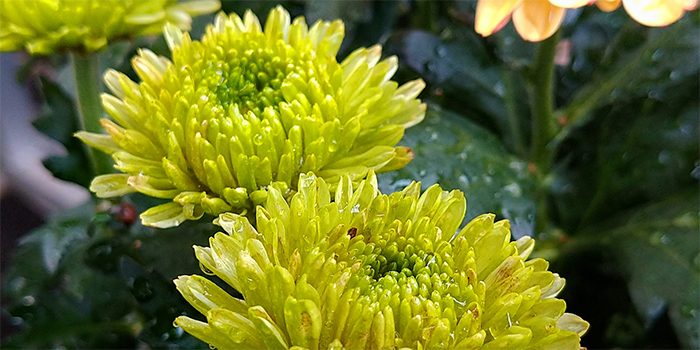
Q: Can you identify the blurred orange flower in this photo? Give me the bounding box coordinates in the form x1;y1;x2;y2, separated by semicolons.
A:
475;0;588;42
476;0;698;42
596;0;698;27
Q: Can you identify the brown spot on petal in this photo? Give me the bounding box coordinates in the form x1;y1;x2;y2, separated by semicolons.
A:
301;311;312;328
347;227;358;238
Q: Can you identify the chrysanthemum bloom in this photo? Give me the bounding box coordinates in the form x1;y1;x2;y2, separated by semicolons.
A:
475;0;587;42
595;0;698;26
77;6;426;228
174;172;589;349
476;0;698;42
0;0;220;55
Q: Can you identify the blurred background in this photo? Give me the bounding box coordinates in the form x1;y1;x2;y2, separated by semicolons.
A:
1;1;698;349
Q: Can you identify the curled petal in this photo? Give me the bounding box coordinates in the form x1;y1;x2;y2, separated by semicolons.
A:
475;0;523;36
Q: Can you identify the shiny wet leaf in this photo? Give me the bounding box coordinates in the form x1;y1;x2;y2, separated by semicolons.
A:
377;104;537;239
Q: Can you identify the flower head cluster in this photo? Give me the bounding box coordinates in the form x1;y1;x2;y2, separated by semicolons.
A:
475;0;698;42
174;172;589;349
78;6;425;228
0;0;220;55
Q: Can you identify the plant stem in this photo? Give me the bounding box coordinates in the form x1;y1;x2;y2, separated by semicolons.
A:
412;0;438;33
71;52;112;175
527;32;560;235
528;31;560;173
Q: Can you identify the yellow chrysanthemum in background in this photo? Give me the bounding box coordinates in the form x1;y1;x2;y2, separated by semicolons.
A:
174;172;589;349
0;0;220;55
78;6;426;228
475;0;698;42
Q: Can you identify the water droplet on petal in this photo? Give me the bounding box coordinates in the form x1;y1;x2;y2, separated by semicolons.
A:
253;134;264;146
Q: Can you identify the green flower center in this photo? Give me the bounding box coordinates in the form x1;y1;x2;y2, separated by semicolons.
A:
345;231;465;314
195;32;313;117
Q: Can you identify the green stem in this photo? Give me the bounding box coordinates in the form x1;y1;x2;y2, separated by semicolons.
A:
412;0;438;33
71;52;112;175
528;32;560;173
527;32;560;235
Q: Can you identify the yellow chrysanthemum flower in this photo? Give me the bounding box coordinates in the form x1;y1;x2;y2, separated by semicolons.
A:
174;172;589;349
0;0;220;55
77;6;425;228
475;0;698;42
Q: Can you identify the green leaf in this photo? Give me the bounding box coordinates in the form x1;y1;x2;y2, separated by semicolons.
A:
32;78;93;187
384;29;531;155
0;197;221;349
377;104;537;238
557;13;699;130
587;191;699;349
306;1;399;59
1;201;139;349
385;30;506;128
118;194;234;349
551;76;699;231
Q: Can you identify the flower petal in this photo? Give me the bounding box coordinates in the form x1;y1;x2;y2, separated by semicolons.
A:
622;0;686;26
512;0;566;42
475;0;524;36
557;313;591;337
596;0;622;12
548;0;591;7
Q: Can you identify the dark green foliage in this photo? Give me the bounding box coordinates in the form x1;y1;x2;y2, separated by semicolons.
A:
31;78;94;188
3;2;698;349
378;105;538;239
1;197;220;349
